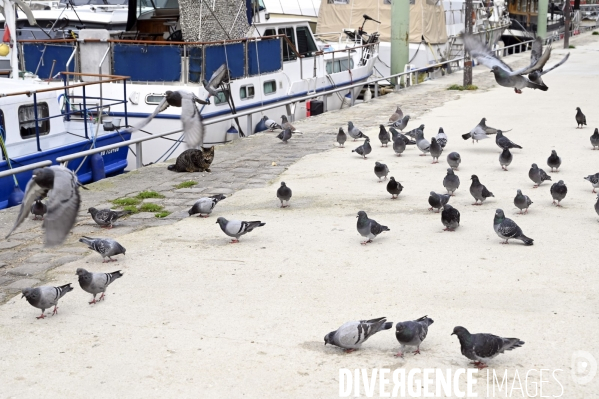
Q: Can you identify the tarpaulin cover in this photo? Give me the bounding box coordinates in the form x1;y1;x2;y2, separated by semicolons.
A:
22;44;75;78
113;44;181;81
247;39;282;76
204;43;245;80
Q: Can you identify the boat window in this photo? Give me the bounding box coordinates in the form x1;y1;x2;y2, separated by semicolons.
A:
240;85;255;99
325;59;355;74
213;91;228;105
263;80;277;95
277;27;297;61
19;103;50;139
146;94;166;105
296;26;318;57
263;29;276;36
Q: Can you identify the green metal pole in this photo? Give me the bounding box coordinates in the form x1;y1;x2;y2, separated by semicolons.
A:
537;0;549;39
390;0;410;87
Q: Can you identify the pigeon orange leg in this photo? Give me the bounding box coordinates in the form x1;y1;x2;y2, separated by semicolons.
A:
361;240;372;245
344;349;356;354
229;239;240;244
36;313;46;319
394;351;404;358
98;293;106;302
52;305;59;316
413;348;421;355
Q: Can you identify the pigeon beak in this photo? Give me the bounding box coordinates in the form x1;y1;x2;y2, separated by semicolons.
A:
451;332;455;336
21;294;25;299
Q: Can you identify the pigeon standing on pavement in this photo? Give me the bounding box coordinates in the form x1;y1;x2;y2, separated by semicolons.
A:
576;107;587;128
79;236;126;263
88;207;132;228
493;209;534;245
347;121;368;141
336;127;347;148
30;198;47;220
21;284;73;319
462;118;508;142
436;128;448;148
390;115;410;131
352;138;372;159
447;152;461;170
470;175;494;205
324;317;393;353
280;115;296;132
276;128;292;143
441;204;461;231
405;124;425;139
264;116;282;131
499;148;513;171
76;268;123;304
595;195;599;219
590;128;599;150
188;194;227;217
443;168;460;195
388;106;403;124
276;182;292;208
216;217;265;243
378;125;391;147
386;177;403;199
584;173;599;193
547;150;561;172
452;326;525;369
393;135;407;156
514;190;533;214
550;180;567;206
374;162;389;182
496;131;522;150
394;316;434;357
428;191;451;212
356;210;389;245
416;130;430;156
429;137;443;164
389;128;415;145
529;163;552;188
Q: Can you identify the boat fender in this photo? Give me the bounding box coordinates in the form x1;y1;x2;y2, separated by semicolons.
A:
7;185;24;207
306;100;311;117
90;153;106;182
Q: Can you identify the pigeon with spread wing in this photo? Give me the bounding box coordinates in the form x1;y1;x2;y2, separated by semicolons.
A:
528;37;570;89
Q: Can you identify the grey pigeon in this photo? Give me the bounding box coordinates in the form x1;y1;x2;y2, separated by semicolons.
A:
188;194;227;217
493;209;533;245
324;317;393;353
22;283;73;319
30;198;47;220
436;127;448;148
590;128;599;149
390;115;410;131
447;152;461;170
529;163;552;188
76;268;123;304
584;173;599;193
88;207;132;228
405;124;425;139
514;189;533;214
394;315;434;357
441;204;460;231
352;138;372;159
374;162;389;182
276;128;292;143
388;105;404;124
392;136;406;156
576;107;586;128
216;217;265;243
527;37;570;88
443;168;460;195
429;137;443;163
280;115;296;132
386;177;403;199
470;175;494;205
462;118;509;142
547;150;561;172
550;180;567;206
452;326;525;369
336;127;347;147
595;195;599;219
79;236;126;263
416;130;430;156
390;128;416;145
265;116;282;131
463;33;550;93
276;182;292;208
499;148;513;171
356;210;389;245
202;63;229;97
496;131;522;150
378;125;391;147
428;191;450;212
347;121;368;141
6;166;82;247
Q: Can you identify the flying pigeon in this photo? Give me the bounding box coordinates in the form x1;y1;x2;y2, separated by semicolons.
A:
22;283;73;319
470;175;494;205
550;180;567;206
576;107;586;128
436;127;448;148
452;326;525;369
388;106;404;124
390;115;410;131
463;33;551;93
547;150;561;172
496;131;522;150
6;166;82;247
356;210;389;245
79;236;126;263
527;37;570;89
276;128;292;143
374;162;389;182
443;168;460;195
590;128;599;149
324;317;393;353
386;177;403;199
429;137;443;163
352;138;372;159
216;217;265;243
30;198;47;220
202;63;230;97
428;191;450;212
493;209;533;245
188;194;227;217
584;173;599;193
264;116;282;131
336;127;347;148
514;189;533;214
416;130;430;156
88;207;132;228
76;268;123;305
280;115;296;132
405;124;425;139
124;90;209;148
447;152;461;170
499;148;513;171
347;121;368;141
529;163;552;188
395;316;434;357
276;182;292;208
462;118;509;142
441;204;461;231
378;125;391;147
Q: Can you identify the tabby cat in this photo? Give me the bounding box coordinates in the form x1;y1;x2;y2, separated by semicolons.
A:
167;147;214;172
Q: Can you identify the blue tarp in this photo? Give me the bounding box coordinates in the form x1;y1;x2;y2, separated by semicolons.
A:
188;47;203;83
248;39;282;76
22;44;75;78
204;43;245;80
113;44;181;81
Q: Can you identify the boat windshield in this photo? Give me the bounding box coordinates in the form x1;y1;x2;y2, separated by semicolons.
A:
60;0;128;5
138;0;179;9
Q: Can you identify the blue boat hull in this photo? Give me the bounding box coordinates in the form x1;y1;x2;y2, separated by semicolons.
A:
0;131;131;210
